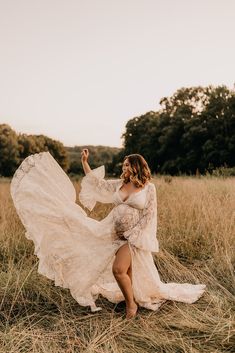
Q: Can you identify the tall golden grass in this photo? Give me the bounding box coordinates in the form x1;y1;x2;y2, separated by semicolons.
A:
0;176;234;353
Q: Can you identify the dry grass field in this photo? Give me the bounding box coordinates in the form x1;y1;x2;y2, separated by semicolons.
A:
0;175;234;353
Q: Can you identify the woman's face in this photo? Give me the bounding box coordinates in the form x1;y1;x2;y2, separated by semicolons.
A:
122;159;131;177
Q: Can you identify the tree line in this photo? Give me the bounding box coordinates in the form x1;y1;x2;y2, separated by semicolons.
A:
110;85;235;175
1;84;235;177
0;126;69;176
0;125;120;177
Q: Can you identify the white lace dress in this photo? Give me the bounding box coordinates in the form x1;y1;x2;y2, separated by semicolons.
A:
10;151;206;312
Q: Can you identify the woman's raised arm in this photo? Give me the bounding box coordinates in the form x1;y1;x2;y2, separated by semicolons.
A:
79;148;121;211
81;148;92;175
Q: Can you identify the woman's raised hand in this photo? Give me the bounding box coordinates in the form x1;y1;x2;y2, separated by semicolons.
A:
81;148;89;163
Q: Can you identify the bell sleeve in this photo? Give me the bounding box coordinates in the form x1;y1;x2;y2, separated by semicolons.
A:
79;165;121;211
123;183;159;253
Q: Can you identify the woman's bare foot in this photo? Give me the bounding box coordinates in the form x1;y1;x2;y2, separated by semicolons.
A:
126;301;138;319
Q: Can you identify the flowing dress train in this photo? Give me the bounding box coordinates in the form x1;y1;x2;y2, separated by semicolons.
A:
10;152;206;312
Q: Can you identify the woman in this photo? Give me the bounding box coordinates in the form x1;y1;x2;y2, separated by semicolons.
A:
10;149;206;319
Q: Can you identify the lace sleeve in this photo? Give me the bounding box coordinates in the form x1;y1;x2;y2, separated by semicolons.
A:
79;165;121;211
123;183;159;252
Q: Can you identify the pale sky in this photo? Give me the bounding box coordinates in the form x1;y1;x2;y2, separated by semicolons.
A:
0;0;235;147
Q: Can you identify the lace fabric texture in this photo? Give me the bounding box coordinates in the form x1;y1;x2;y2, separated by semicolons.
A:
10;152;206;312
113;204;141;234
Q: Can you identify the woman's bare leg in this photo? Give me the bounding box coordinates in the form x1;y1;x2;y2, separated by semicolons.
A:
127;264;132;284
112;243;137;318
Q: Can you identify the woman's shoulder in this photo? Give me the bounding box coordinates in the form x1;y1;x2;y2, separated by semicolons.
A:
146;181;156;189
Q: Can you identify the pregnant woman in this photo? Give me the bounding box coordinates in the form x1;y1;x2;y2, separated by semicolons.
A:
10;149;206;319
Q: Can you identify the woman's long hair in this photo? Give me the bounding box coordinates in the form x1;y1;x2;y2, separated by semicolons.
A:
120;154;152;187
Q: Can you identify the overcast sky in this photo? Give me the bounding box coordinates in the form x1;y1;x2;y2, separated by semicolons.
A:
0;0;235;147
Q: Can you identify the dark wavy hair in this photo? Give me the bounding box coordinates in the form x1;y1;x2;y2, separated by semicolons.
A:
120;154;152;187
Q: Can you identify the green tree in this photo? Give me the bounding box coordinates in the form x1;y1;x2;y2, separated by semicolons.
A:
0;124;19;176
117;85;235;175
18;133;69;171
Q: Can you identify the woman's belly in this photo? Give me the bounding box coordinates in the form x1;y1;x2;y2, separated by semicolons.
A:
112;204;141;235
